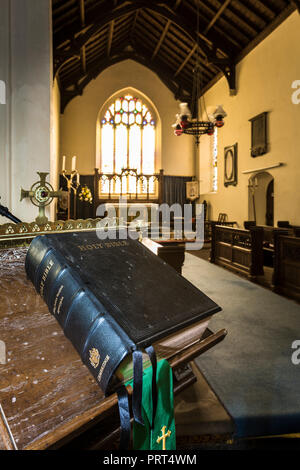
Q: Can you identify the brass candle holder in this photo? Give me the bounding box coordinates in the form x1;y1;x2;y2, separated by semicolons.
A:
61;170;80;219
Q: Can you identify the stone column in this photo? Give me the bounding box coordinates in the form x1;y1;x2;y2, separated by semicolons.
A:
0;0;53;224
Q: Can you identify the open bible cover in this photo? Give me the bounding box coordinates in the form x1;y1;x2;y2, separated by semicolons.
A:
25;231;221;394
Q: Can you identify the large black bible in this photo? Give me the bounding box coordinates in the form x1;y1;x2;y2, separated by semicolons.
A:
25;231;221;394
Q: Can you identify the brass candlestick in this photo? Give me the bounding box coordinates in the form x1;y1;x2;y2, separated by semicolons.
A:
61;170;80;219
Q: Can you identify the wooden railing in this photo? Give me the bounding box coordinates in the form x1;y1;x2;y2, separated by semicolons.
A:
272;232;300;301
210;224;264;280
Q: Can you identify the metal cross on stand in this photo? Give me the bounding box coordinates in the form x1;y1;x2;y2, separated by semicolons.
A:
20;172;63;225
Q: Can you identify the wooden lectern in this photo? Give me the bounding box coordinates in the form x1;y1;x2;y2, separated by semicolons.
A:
0;242;226;450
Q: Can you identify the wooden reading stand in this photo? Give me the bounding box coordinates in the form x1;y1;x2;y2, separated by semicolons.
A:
141;237;185;274
0;231;226;450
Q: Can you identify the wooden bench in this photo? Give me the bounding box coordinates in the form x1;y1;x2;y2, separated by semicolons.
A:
204;220;237;242
257;226;294;267
272;231;300;302
210;224;264;280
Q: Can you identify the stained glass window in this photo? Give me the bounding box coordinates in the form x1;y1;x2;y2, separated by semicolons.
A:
100;95;156;195
211;128;218;192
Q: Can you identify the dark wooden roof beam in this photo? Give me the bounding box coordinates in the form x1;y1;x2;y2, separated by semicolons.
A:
85;44;107;64
60;50;193;112
53;0;77;19
196;1;256;42
53;0;128;48
134;21;162;43
111;31;133;51
203;0;232;34
180;8;236;55
151;19;171;59
184;57;216;80
166;26;207;60
130;10;139;41
80;47;86;74
167;24;198;55
174;44;197;77
78;0;86;74
291;0;300;13
78;0;85;25
113;15;133;34
85;27;107;46
245;0;277;19
53;6;79;30
139;8;166;31
107;21;115;57
232;0;270;25
54;2;233;64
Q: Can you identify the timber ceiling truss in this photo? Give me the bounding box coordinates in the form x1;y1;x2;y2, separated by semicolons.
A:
53;0;298;113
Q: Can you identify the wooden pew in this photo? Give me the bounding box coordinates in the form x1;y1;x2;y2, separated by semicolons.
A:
272;231;300;302
257;226;294;267
204;220;237;242
210;224;264;280
278;221;300;237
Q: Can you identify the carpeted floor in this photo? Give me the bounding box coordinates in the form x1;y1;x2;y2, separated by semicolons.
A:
187;244;275;289
182;253;300;439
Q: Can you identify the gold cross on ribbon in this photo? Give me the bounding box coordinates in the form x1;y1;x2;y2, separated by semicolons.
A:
157;425;171;450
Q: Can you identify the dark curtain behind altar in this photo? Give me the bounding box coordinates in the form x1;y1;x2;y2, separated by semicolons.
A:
57;174;193;220
57;174;94;220
163;175;192;207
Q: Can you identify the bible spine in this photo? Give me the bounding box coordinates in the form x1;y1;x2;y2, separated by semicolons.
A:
25;235;135;394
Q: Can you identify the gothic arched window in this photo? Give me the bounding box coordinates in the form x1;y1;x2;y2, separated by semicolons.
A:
100;94;156;196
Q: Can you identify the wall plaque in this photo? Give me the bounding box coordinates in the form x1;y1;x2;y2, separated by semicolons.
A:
249;112;268;157
224;143;238;187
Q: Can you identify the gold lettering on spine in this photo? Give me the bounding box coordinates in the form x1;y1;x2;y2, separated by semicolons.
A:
57;296;64;315
77;240;128;252
53;285;64;315
40;259;54;296
97;355;110;383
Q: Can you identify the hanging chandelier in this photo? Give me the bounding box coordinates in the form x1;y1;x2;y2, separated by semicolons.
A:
172;1;227;145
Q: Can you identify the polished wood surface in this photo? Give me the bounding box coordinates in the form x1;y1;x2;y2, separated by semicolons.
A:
0;248;108;450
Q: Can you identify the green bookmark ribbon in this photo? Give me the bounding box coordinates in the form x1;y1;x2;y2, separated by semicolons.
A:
126;359;176;450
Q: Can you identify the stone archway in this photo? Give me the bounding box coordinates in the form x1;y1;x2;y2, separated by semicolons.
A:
248;171;274;226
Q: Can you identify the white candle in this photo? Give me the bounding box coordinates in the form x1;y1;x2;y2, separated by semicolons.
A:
62;155;66;172
72;155;76;172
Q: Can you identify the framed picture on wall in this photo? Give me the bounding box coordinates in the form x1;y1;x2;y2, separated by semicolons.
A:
224;143;238;187
186;181;199;201
249;111;268;157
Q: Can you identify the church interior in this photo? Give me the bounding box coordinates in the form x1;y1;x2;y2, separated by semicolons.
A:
0;0;300;452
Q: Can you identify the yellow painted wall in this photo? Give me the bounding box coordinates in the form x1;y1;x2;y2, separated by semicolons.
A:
199;11;300;227
60;59;194;176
